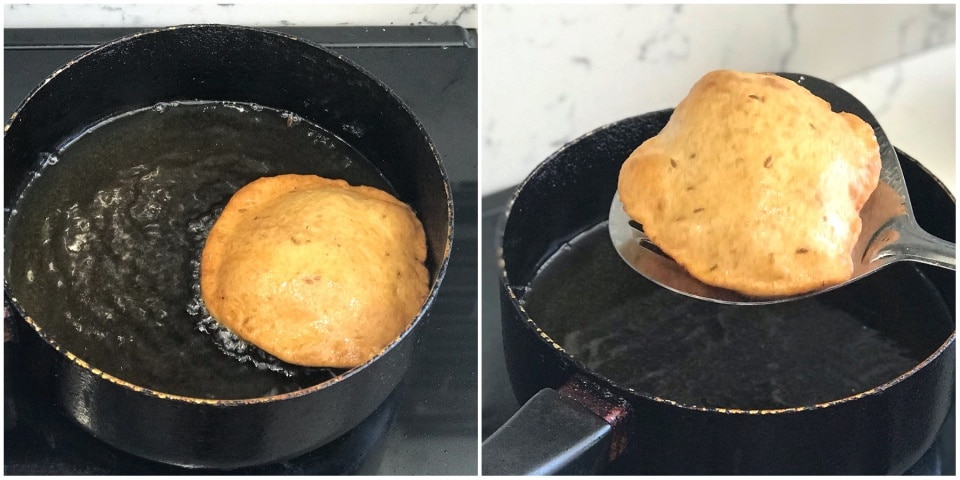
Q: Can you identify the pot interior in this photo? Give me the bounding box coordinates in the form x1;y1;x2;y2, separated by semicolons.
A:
502;114;955;411
6;101;400;399
519;224;951;410
4;26;450;400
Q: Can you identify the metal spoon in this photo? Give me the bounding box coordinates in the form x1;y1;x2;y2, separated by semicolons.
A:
609;73;956;305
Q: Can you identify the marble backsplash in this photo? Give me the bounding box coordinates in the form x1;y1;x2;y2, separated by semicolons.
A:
481;4;955;194
3;3;478;29
5;3;954;195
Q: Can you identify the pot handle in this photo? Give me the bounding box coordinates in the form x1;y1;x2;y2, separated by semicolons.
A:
482;387;612;475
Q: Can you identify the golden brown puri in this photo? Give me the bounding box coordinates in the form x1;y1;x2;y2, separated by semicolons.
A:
200;174;428;368
617;70;881;297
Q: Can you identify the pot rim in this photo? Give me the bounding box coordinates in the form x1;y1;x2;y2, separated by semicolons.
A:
3;23;454;406
497;111;956;416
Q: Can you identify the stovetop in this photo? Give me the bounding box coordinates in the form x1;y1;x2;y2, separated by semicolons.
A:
481;187;955;475
4;26;477;475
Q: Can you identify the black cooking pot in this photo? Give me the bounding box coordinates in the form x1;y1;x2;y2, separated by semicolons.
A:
484;108;955;474
4;25;452;469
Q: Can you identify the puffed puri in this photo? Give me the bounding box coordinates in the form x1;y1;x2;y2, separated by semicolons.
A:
617;70;881;297
200;174;429;368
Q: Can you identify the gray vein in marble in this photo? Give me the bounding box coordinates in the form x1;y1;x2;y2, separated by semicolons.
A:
779;4;798;71
549;136;571;148
862;20;910;116
559;12;582;27
450;5;476;26
411;5;437;14
635;5;690;64
483;135;494;148
415;4;462;26
98;5;142;26
922;4;956;48
571;56;591;69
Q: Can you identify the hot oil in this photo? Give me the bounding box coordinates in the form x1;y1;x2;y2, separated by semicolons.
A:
6;101;394;399
519;222;947;410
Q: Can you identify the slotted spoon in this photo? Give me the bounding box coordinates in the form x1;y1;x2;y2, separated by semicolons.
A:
609;73;956;305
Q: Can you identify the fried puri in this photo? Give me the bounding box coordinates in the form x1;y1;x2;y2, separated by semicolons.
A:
200;174;428;367
617;70;881;297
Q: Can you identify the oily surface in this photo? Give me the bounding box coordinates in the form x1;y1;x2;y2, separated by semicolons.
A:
522;223;936;410
6;102;396;398
201;174;428;368
617;70;881;297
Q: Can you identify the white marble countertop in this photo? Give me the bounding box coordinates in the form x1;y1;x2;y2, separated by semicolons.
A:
837;44;955;194
3;4;478;29
480;5;955;197
483;44;956;195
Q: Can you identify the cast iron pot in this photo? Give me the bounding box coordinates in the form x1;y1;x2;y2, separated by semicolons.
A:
484;109;955;473
4;25;452;469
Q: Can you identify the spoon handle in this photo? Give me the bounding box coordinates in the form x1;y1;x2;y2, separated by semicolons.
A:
882;218;956;271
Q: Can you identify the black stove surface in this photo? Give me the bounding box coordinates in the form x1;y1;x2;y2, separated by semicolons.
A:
481;188;955;475
4;26;477;475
